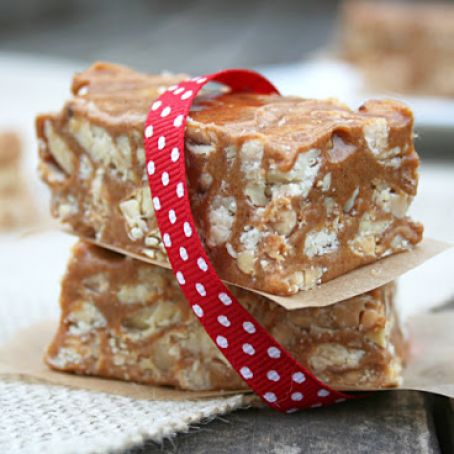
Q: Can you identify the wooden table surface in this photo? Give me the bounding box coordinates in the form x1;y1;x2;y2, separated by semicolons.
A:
127;392;453;454
132;304;454;453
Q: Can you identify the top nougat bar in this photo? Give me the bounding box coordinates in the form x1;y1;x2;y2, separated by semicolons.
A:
36;62;422;296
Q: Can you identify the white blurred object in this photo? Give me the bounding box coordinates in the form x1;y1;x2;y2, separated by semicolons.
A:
261;59;454;129
398;164;454;319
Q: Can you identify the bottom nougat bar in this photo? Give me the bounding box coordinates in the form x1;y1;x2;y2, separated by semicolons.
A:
46;242;406;391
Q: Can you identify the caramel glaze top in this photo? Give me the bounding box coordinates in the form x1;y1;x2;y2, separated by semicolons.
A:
64;62;415;171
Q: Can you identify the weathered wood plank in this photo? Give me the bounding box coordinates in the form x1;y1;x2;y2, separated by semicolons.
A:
129;391;440;454
426;393;454;454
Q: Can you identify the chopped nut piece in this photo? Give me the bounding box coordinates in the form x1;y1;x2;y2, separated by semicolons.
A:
343;187;359;213
304;228;339;258
283;266;325;292
372;182;411;219
119;199;148;240
186;141;216;156
207;195;237;246
318;172;332;192
67;301;106;335
226;242;237;258
309;344;366;372
44;121;75;175
364;118;389;157
199;172;213;190
268;149;321;200
237;251;256;275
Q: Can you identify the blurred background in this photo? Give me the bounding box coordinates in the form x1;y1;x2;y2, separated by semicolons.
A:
0;0;453;337
1;0;454;151
0;0;341;73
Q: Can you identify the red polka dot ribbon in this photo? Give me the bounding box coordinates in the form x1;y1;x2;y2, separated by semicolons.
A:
144;69;355;412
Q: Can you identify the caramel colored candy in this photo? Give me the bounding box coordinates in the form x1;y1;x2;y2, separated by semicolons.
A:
46;241;406;391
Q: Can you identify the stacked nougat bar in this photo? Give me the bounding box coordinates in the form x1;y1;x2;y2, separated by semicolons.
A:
46;242;404;391
37;62;422;391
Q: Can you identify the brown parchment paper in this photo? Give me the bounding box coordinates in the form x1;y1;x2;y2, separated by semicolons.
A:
78;235;450;310
0;321;245;401
1;313;453;400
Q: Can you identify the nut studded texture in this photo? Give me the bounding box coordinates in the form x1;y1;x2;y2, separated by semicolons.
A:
46;241;406;391
36;62;423;295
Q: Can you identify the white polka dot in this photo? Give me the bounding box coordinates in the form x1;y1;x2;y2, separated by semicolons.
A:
158;136;166;150
161;171;169;186
174;87;185;95
173;115;184;128
147;160;155;175
167;85;178;92
168;209;176;224
176;271;185;285
196;77;207;84
152;196;161;211
291;392;304;401
263;392;277;403
318;389;330;398
183;222;192;237
243;321;256;334
197;257;208;271
171;147;180;162
195;282;206;297
145;125;153;138
217;315;230;327
181;90;193;100
240;367;253;379
216;335;228;349
292;372;306;384
163;233;171;247
218;292;232;305
192;304;203;317
311;403;322;408
267;347;281;359
179;247;188;261
176;182;184;198
267;370;280;382
151;100;162;111
160;106;171;117
242;343;255;356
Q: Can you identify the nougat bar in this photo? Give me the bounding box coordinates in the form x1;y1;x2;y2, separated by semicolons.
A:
0;132;36;229
37;62;422;295
341;0;454;96
46;241;406;391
